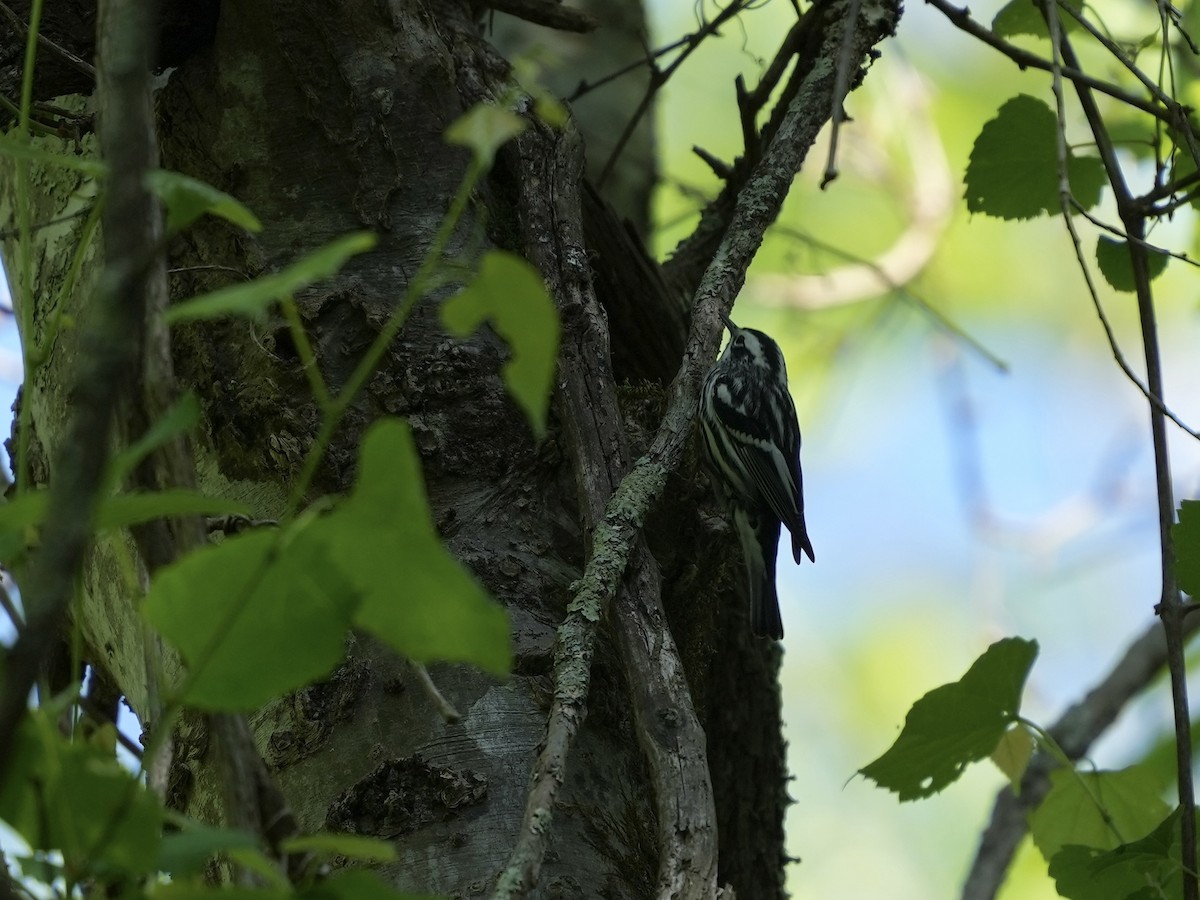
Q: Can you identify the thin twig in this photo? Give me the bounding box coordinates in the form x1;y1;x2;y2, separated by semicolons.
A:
821;0;863;187
596;0;759;187
1071;200;1200;270
1049;9;1196;897
924;0;1169;122
1055;0;1173;106
0;207;90;240
692;145;733;179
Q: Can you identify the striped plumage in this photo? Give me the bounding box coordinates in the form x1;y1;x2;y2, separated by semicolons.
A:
699;315;814;639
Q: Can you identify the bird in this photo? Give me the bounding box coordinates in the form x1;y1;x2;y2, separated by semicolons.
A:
698;313;814;639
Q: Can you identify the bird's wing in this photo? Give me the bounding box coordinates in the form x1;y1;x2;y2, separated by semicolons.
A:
733;437;802;536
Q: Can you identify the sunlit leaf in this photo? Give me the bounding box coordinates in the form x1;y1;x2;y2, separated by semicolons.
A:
991;725;1035;789
166;233;376;325
108;393;202;485
1030;765;1170;862
992;0;1082;37
323;419;511;675
859;637;1037;800
445;104;526;168
443;251;558;438
143;524;361;710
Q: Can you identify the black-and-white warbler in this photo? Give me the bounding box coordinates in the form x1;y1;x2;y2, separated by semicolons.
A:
699;314;814;639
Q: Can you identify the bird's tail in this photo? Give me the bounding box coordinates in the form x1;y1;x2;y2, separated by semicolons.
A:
735;506;784;640
791;522;815;564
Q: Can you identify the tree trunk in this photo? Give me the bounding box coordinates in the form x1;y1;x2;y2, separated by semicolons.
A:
0;0;901;896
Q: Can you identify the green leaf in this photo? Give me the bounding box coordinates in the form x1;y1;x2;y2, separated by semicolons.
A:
280;832;397;863
0;134;107;176
1067;152;1105;210
157;822;260;876
166;233;376;325
1048;845;1163;900
144;169;263;234
859;637;1037;800
1175;500;1200;598
0;713;163;878
1095;236;1170;292
143;524;361;710
992;0;1082;37
1029;765;1171;862
445;104;527;168
298;869;443;900
1048;808;1186;900
964;94;1105;219
227;847;291;889
442;251;558;438
98;489;252;529
324;419;511;675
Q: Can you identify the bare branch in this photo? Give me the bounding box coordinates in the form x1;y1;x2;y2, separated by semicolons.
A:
496;0;902;897
596;0;766;188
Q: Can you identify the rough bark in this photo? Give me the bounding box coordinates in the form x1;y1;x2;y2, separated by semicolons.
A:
0;0;902;896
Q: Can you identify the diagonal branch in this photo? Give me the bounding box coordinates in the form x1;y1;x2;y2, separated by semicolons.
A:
493;0;901;895
663;0;881;295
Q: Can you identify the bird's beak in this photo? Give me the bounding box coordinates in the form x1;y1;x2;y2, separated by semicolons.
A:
719;312;738;333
